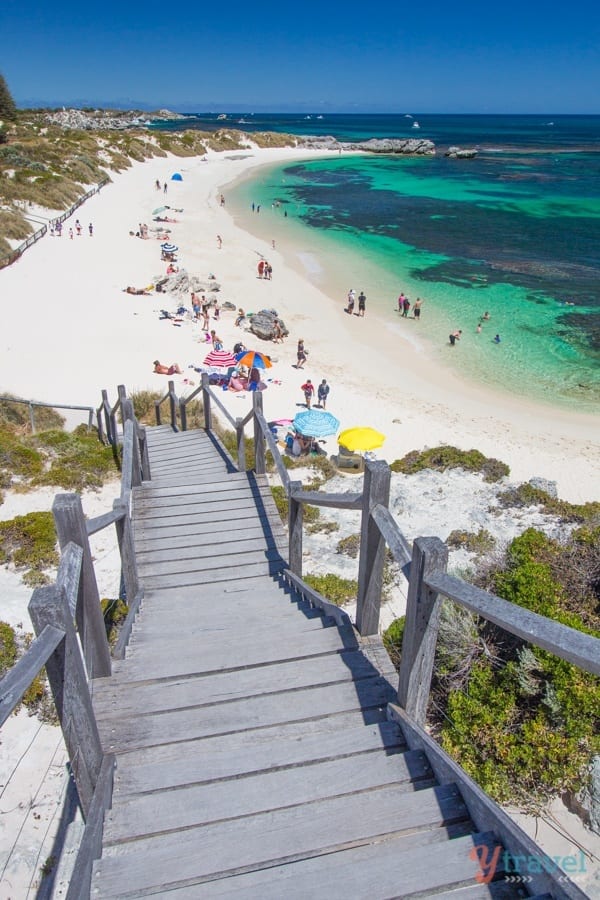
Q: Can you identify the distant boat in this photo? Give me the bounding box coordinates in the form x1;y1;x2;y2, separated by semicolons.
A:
238;118;250;124
546;121;555;126
404;114;413;118
317;115;323;119
217;114;227;120
412;121;420;129
305;115;312;119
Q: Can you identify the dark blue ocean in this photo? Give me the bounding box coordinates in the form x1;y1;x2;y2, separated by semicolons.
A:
156;114;600;408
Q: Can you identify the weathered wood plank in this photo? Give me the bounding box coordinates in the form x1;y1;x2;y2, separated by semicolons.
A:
96;675;391;750
133;505;268;531
0;624;64;726
103;749;432;844
133;496;267;521
92;783;468;895
112;622;359;681
92;648;384;716
134;535;281;568
155;832;504;900
110;715;400;797
135;558;286;589
137;475;253;498
134;522;282;553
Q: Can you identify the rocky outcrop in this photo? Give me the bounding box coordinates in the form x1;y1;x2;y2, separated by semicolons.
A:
155;269;221;297
341;138;436;156
445;146;478;159
249;309;289;341
44;108;184;131
297;135;436;155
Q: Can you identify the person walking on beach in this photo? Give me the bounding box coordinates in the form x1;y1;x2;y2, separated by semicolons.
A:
217;234;222;249
163;182;168;194
398;292;406;313
88;222;93;237
69;227;73;240
296;338;307;369
413;298;424;320
155;179;161;191
75;219;82;236
449;329;462;346
272;319;284;343
301;379;315;408
358;291;366;317
210;330;223;350
346;289;356;315
402;296;411;318
317;379;330;409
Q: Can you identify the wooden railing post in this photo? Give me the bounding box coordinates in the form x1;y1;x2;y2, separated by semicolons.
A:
356;460;391;636
113;499;140;605
168;380;177;429
236;417;246;471
253;391;266;474
288;480;303;576
52;494;111;678
138;426;151;481
28;583;104;817
202;373;212;431
180;398;188;432
397;536;448;726
122;400;142;487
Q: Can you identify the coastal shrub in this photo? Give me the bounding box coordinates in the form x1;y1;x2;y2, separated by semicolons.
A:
0;621;51;717
446;528;496;555
270;485;320;527
0;429;44;481
0;207;33;240
303;573;357;606
28;427;118;491
497;483;600;525
383;616;405;670
101;597;129;647
337;533;361;558
130;389;163;425
306;519;339;535
0;74;18;121
433;527;600;808
390;446;509;483
0;511;58;580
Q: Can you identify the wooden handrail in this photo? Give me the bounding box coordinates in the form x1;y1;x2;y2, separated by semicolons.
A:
290;488;362;510
0;395;95;434
427;570;600;677
86;507;125;536
66;753;115;900
0;624;65;727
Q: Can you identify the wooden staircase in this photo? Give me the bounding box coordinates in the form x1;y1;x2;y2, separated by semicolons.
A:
89;426;552;898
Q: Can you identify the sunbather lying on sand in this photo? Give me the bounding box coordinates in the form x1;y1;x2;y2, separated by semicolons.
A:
123;286;152;295
153;360;182;375
153;216;179;223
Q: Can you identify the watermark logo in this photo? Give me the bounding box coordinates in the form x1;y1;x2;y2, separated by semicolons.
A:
469;844;587;884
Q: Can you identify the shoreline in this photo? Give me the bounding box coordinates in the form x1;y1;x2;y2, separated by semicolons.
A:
0;146;598;501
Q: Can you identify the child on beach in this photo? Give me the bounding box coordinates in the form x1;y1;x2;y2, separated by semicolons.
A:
317;379;330;409
301;379;314;408
296;339;307;369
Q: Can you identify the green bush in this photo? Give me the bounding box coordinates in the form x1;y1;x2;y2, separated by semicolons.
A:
101;597;129;646
383;616;405;670
0;511;58;576
337;533;361;558
435;527;600;808
391;446;509;483
303;572;357;606
497;484;600;525
446;528;496;556
28;427;118;490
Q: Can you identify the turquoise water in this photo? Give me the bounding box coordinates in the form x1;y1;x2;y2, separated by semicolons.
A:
227;144;600;411
154;113;600;409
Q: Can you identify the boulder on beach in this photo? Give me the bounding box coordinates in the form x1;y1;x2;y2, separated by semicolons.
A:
249;309;289;341
155;270;222;296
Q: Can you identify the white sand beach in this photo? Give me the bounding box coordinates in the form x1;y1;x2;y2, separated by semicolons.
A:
0;145;599;502
1;145;600;896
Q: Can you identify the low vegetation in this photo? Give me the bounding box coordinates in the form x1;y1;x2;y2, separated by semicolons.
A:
384;525;600;809
446;528;496;556
0;620;50;716
0;511;58;585
303;573;358;606
497;483;600;525
391;446;509;483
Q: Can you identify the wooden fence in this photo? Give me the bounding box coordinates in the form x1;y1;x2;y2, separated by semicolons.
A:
0;395;149;896
0;177;109;270
0;394;95;433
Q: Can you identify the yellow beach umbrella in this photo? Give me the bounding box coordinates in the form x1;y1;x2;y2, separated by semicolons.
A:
338;427;386;452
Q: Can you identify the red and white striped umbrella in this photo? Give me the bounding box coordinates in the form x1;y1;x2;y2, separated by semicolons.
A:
203;349;238;368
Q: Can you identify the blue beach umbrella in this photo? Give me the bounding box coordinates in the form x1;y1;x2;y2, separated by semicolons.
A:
293;410;340;438
161;242;178;253
171;172;183;181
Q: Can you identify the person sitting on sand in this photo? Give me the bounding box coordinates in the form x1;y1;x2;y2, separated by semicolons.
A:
272;318;284;343
235;308;246;327
166;263;178;274
153;360;182;375
123;286;152;295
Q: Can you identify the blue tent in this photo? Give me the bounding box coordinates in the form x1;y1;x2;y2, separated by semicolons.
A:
171;172;183;181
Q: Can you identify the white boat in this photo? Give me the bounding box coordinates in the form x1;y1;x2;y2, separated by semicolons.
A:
317;115;323;119
412;121;420;129
404;114;413;118
217;114;227;120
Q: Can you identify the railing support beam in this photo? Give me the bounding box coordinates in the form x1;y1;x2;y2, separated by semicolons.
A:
288;479;303;576
356;460;391;636
52;494;111;679
252;391;266;474
397;536;448;726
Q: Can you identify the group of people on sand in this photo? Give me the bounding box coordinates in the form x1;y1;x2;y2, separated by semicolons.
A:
397;292;424;320
345;289;367;317
257;260;273;279
300;378;330;409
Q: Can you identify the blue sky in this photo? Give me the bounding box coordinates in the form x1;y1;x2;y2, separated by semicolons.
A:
2;0;599;112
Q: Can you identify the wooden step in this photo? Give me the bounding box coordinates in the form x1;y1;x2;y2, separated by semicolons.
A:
92;782;470;896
